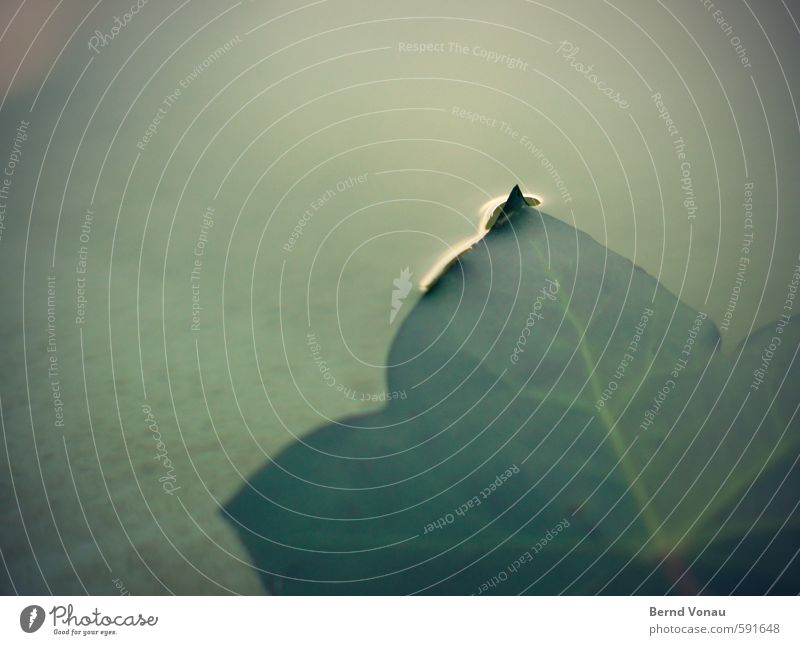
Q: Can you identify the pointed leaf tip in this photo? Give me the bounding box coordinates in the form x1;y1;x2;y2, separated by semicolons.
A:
505;185;527;212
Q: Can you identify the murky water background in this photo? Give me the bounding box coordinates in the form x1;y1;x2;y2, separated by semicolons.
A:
1;0;798;593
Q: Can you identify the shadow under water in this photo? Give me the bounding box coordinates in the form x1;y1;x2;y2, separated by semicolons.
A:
225;187;800;595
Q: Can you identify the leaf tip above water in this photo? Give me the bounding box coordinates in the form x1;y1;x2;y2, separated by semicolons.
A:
420;186;540;292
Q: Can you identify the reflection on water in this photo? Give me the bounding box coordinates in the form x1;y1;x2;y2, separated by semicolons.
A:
419;191;541;291
0;0;798;594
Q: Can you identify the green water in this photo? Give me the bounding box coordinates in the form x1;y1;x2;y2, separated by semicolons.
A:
1;0;798;594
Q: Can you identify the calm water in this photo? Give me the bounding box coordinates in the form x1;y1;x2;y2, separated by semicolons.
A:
1;0;798;593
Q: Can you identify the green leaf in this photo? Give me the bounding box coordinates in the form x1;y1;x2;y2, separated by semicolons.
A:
225;186;800;594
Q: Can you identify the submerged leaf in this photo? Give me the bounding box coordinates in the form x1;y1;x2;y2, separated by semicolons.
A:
226;187;800;594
